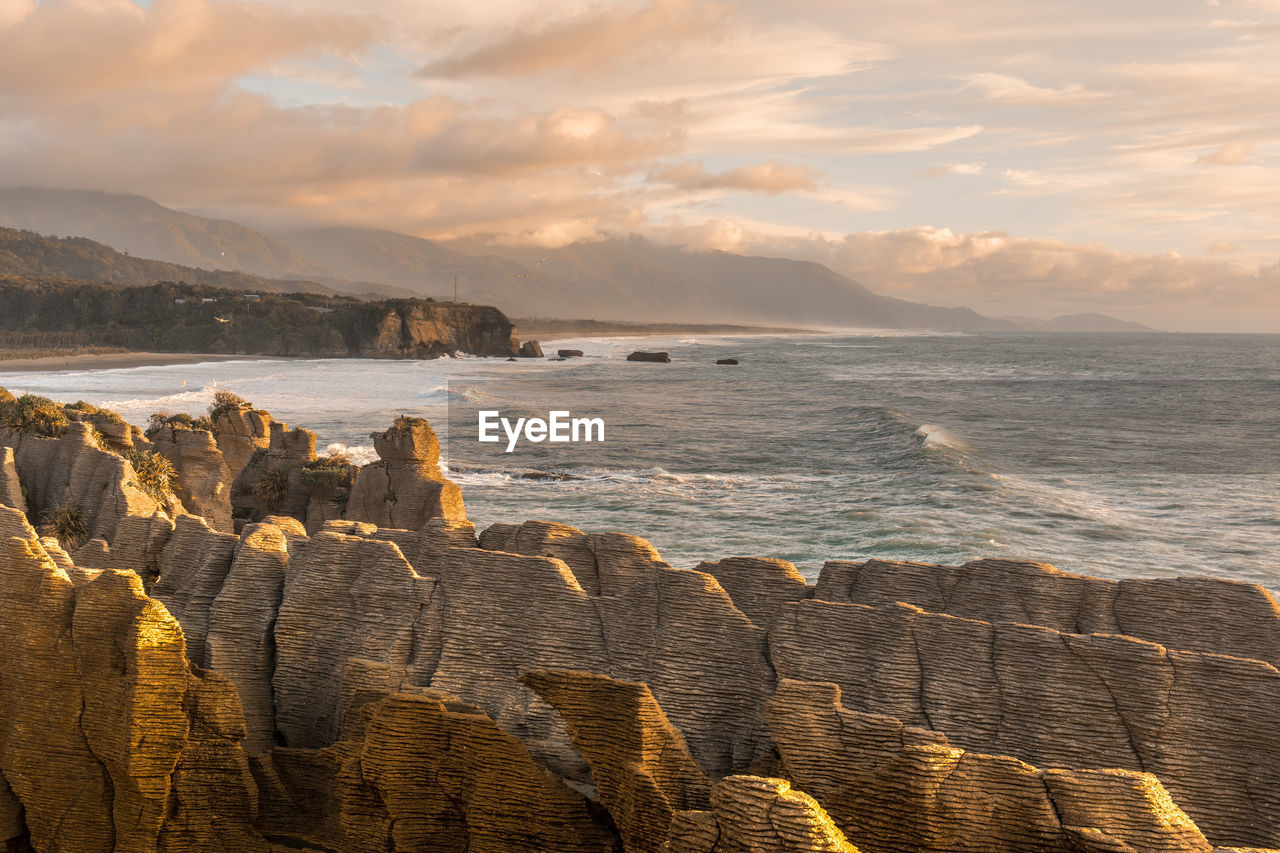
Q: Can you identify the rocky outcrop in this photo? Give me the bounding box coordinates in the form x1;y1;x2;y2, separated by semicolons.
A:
230;422;317;522
213;406;274;481
524;668;712;853
0;506;267;852
339;691;615;853
148;426;234;532
766;678;1219;853
816;557;1280;668
628;350;672;362
0;447;23;513
714;358;738;365
354;302;518;358
520;339;544;357
474;521;775;776
2;421;170;543
345;417;466;530
665;775;859;853
697;556;810;629
559;348;585;357
770;598;1280;847
272;527;437;748
206;520;298;754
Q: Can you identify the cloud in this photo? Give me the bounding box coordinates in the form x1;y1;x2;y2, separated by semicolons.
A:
644;220;1280;331
963;72;1099;103
648;160;819;193
918;162;986;178
0;0;373;106
1194;142;1256;165
422;0;731;77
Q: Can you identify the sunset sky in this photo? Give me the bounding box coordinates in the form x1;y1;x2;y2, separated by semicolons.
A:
1;0;1278;329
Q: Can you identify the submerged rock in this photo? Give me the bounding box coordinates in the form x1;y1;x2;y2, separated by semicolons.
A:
558;349;585;357
627;350;672;362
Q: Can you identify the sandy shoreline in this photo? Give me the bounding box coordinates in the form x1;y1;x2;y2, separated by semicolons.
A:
0;352;278;374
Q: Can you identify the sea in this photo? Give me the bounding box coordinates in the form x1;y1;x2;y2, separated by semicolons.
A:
3;331;1278;589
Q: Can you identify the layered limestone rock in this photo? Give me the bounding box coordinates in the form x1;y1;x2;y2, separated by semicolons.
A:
0;447;24;513
214;406;274;481
272;528;438;748
206;520;297;754
664;775;859;853
339;692;615;853
0;507;267;852
471;523;776;776
74;511;175;582
345;418;466;530
230;422;317;522
524;668;712;853
770;598;1280;847
2;421;170;543
152;514;239;666
696;556;810;629
766;678;1221;853
816;557;1280;667
148;426;234;532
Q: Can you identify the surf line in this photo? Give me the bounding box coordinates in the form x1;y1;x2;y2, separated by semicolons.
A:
478;410;605;453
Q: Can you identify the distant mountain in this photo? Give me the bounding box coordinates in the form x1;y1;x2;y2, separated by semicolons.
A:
0;187;1024;329
0;187;318;278
460;235;1014;329
0;226;344;295
1000;312;1158;332
1045;312;1157;332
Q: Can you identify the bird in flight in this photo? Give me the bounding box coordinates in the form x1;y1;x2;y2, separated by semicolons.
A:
215;315;233;324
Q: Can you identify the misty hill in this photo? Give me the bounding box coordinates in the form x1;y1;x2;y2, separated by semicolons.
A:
0;186;1018;329
0;187;318;278
279;227;1010;329
998;312;1157;332
0;278;516;358
0;226;352;296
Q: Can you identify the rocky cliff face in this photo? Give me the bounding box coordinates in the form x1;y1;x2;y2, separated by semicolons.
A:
2;404;1279;853
349;301;518;358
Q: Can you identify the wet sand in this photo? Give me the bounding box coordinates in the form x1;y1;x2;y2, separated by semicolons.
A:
0;352;279;374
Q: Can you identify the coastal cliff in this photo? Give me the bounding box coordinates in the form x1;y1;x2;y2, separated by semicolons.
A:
0;278;518;358
1;395;1279;852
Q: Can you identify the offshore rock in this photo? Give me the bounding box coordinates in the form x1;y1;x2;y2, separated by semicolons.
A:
665;775;859;853
766;678;1216;853
338;692;615;853
816;557;1280;668
770;598;1280;848
0;447;23;513
627;350;672;362
148;426;234;532
559;348;585;357
519;339;544;357
524;668;712;853
345;418;466;530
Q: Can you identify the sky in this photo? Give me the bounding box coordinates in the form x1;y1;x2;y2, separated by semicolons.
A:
0;0;1278;329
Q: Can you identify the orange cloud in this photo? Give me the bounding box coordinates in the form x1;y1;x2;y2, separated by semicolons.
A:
421;0;731;77
648;159;819;194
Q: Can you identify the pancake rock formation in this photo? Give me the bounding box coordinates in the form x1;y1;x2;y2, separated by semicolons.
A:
2;399;1280;853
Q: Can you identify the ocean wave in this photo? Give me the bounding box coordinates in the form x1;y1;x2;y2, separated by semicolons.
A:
915;423;970;452
324;442;378;466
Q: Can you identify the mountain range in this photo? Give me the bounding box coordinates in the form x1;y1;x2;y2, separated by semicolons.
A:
0;187;1154;332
